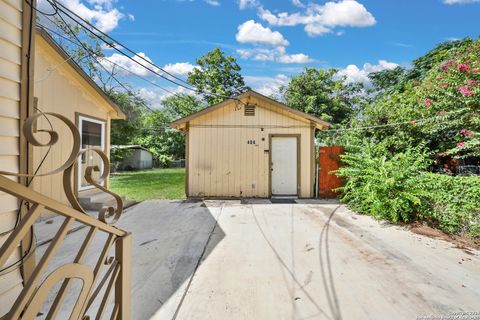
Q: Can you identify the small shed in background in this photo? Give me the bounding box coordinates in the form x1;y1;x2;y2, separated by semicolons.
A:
111;145;153;171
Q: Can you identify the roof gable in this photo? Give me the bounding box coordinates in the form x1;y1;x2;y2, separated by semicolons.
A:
170;90;331;130
35;28;126;120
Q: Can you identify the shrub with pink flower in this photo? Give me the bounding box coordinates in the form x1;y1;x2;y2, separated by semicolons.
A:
440;60;455;71
456;142;465;148
458;63;470;72
458;85;474;96
425;99;432;106
460;128;470;136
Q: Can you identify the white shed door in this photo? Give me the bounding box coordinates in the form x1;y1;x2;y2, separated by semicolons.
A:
271;137;298;195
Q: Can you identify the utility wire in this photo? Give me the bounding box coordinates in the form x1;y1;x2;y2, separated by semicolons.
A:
36;22;159;112
25;0;58;16
139;109;463;133
47;0;194;91
322;109;464;133
52;12;137;97
37;23;175;97
42;0;246;103
48;0;193;87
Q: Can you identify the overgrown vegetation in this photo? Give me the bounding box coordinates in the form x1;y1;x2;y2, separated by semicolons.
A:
334;37;480;237
416;174;480;235
337;141;480;235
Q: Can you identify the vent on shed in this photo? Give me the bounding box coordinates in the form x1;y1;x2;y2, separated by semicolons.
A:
244;105;256;116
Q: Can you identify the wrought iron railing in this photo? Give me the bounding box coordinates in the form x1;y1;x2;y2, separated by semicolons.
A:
0;112;130;319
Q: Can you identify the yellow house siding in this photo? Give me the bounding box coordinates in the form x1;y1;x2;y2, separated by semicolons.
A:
187;96;314;198
32;36;113;205
0;0;28;316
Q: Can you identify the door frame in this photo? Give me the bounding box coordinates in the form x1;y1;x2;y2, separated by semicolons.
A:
268;134;301;197
75;113;107;193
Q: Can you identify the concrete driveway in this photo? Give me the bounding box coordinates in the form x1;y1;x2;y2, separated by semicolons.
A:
155;200;480;320
37;199;480;320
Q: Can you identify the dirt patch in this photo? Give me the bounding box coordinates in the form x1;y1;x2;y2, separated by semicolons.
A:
409;222;480;252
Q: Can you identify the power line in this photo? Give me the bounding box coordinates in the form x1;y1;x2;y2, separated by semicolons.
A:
140;109;464;133
37;22;174;95
37;23;162;112
44;0;246;103
47;0;194;91
322;110;464;133
25;0;58;16
49;0;193;87
52;13;150;113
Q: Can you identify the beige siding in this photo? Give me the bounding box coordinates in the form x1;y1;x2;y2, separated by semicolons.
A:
32;36;112;205
188;96;314;198
0;0;26;316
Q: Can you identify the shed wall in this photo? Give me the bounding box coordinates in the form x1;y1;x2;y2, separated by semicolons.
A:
187;96;314;198
138;150;153;169
32;36;112;205
120;149;153;170
0;0;29;314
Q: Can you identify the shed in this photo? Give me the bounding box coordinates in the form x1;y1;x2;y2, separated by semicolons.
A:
171;90;330;198
112;145;154;171
33;28;125;204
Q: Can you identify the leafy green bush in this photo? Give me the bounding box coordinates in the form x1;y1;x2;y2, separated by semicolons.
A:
415;173;480;235
336;140;480;236
336;141;431;223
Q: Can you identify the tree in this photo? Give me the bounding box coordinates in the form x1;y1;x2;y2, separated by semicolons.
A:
162;94;204;119
187;48;249;105
50;17;126;93
138;94;203;163
281;68;363;124
368;66;407;96
360;37;480;157
109;92;147;146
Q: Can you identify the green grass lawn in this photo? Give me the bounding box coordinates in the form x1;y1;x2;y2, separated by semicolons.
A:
109;168;185;201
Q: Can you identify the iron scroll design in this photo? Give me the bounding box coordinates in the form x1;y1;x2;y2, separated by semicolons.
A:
0;112;130;319
0;112;123;223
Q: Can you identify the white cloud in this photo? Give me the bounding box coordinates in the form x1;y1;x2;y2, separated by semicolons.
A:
163;62;196;76
205;0;220;6
277;53;312;64
444;0;480;3
292;0;306;8
236;47;312;64
244;74;289;99
238;0;259;9
236;49;254;59
259;0;376;37
100;52;160;76
38;0;129;32
336;60;398;85
236;20;289;47
235;20;312;64
138;86;192;109
101;53;197;79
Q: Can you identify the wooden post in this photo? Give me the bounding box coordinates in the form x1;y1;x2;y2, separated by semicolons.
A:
115;233;132;320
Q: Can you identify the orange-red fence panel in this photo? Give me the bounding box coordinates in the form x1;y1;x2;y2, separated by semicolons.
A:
318;146;345;198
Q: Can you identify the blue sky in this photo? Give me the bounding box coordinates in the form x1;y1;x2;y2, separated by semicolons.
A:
39;0;480;105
